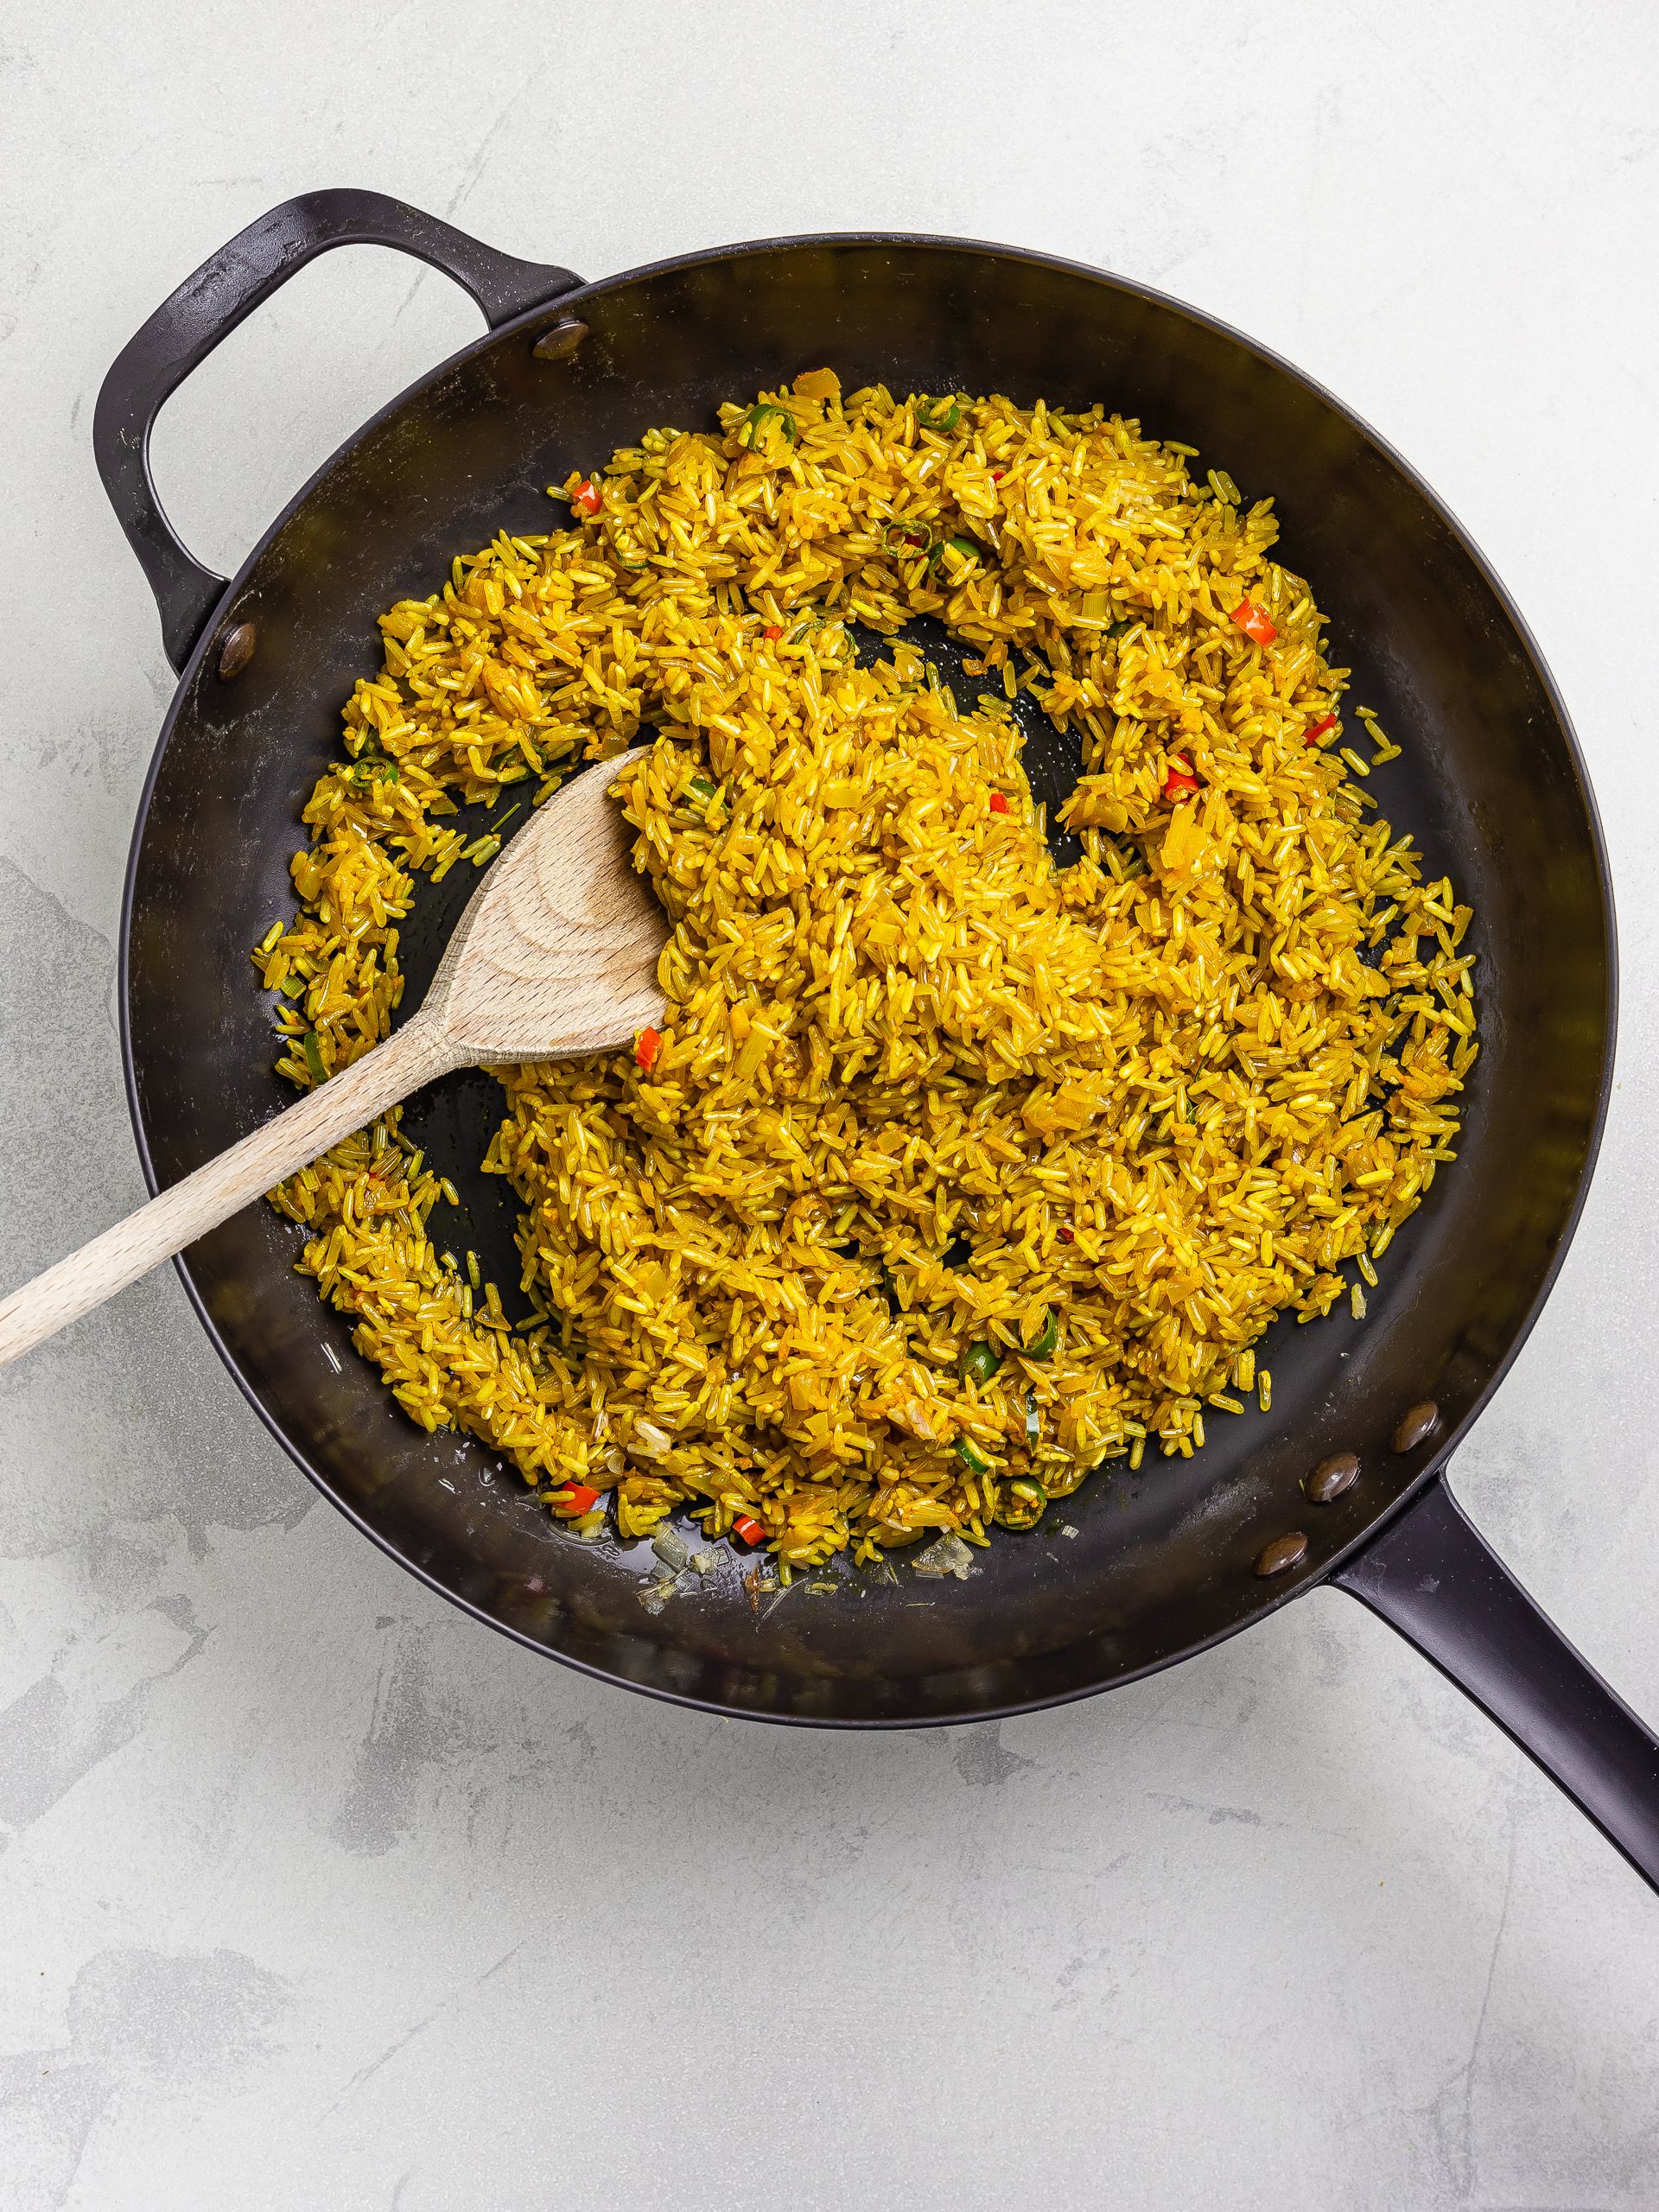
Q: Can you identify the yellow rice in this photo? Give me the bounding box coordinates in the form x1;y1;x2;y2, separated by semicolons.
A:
255;370;1477;1572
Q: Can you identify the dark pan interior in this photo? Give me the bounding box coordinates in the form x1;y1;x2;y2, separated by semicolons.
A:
121;239;1611;1722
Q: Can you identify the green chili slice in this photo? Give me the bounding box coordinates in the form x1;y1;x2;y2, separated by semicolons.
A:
1105;618;1135;639
932;535;987;574
1025;1393;1041;1446
741;404;798;451
302;1031;327;1084
960;1339;1002;1389
785;614;855;666
1022;1308;1058;1360
993;1475;1048;1529
955;1436;993;1478
881;518;934;558
918;398;961;431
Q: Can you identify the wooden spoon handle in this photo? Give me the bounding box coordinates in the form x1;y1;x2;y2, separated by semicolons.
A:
0;1014;458;1370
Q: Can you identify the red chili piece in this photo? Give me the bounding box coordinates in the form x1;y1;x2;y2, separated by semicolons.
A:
988;791;1010;814
1304;713;1337;746
1162;753;1200;802
557;1484;600;1514
635;1025;661;1071
992;469;1005;480
573;480;603;517
763;625;782;641
1058;1226;1075;1243
1232;597;1277;647
733;1515;766;1546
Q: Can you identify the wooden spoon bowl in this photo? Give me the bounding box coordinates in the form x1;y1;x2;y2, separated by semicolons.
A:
0;756;666;1367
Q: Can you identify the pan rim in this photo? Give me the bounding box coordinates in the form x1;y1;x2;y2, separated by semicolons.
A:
115;226;1620;1725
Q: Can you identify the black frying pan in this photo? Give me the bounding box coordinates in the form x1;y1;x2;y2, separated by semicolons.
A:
95;190;1659;1888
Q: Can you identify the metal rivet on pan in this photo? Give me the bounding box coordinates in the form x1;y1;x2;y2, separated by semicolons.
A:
533;318;589;362
1254;1531;1308;1578
1306;1451;1360;1504
1391;1399;1440;1452
217;621;257;680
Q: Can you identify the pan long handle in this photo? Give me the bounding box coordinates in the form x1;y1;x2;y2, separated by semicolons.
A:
1332;1471;1659;1893
92;188;583;672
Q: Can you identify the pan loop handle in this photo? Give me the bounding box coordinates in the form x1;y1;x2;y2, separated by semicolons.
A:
92;188;583;672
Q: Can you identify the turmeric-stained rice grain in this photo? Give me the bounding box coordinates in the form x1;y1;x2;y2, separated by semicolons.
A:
258;373;1476;1566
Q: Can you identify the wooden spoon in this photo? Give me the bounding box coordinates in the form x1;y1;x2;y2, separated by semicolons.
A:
0;755;667;1369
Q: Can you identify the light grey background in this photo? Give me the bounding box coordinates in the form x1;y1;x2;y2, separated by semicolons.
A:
3;3;1657;2206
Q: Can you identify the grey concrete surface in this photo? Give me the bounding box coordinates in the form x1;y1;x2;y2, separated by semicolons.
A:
3;3;1658;2205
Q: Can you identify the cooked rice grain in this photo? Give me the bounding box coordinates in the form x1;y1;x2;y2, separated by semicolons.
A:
259;372;1477;1569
